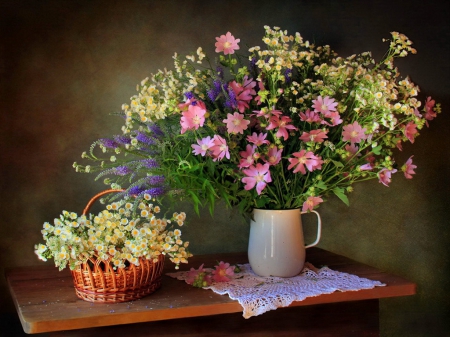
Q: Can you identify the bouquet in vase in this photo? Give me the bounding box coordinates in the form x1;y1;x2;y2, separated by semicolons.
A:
74;26;440;216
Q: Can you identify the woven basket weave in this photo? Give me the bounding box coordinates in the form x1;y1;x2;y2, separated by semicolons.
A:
70;189;165;303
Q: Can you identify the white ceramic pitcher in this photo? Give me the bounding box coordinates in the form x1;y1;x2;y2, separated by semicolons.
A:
248;208;321;277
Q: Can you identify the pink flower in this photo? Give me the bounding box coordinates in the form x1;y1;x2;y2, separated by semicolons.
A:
229;76;257;112
404;121;418;143
180;104;207;134
359;163;373;171
211;135;230;161
265;146;283;166
215;32;240;55
424;96;437;127
302;196;323;213
223;112;250;134
342;121;367;144
402;156;417;179
378;168;397;187
299;129;328;143
288;150;323;175
242;163;272;195
212;261;235;283
247;132;270;146
312;96;338;115
266;115;297;140
239;144;257;168
345;143;360;157
321;111;343;126
185;264;212;287
299;109;322;123
192;136;214;156
254;81;266;105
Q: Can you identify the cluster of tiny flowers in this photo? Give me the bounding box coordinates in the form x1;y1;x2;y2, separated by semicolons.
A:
35;195;191;271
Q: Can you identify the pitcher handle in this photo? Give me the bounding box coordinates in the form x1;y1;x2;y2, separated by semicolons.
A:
301;210;322;248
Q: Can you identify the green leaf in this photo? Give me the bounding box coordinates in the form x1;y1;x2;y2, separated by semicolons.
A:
332;160;344;168
333;187;349;206
315;180;327;190
372;145;382;155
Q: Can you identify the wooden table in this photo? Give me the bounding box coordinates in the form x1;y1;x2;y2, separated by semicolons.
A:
6;248;416;336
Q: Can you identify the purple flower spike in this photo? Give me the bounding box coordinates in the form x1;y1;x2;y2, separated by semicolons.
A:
128;185;146;196
136;132;156;145
147;124;164;137
99;138;119;149
142;187;165;198
114;135;131;145
114;166;133;176
146;175;165;186
140;159;159;169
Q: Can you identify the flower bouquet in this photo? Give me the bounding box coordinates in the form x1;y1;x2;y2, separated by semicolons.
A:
73;26;439;216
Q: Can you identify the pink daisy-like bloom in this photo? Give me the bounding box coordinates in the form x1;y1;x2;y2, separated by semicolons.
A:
321;111;343;126
342;121;367;144
229;76;257;113
266;115;298;140
302;196;323;213
404;121;418;143
402;156;417;179
287;150;323;175
242;163;272;195
265;146;283;166
299;109;322;123
345;143;360;157
215;32;240;55
191;136;214;156
238;144;257;168
212;261;235;283
211;135;230;161
424;96;436;127
185;264;206;285
180;104;207;134
299;129;328;143
378;168;397;187
247;132;270;146
223;112;250;134
312;96;338;115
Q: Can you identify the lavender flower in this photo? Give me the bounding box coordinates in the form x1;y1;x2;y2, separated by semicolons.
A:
224;85;238;109
113;135;131;145
140;159;159;169
146;175;165;185
99;138;119;149
207;80;222;103
113;166;133;176
127;185;146;196
135;131;156;145
141;187;165;198
147;123;164;138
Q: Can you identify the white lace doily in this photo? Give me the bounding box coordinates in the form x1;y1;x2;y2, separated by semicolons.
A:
167;262;385;318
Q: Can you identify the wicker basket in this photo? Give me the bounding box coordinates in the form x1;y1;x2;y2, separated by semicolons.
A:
70;189;165;303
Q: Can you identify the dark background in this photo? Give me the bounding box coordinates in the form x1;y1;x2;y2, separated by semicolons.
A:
1;1;449;336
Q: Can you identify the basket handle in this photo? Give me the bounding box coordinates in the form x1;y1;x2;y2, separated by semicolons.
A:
82;189;124;215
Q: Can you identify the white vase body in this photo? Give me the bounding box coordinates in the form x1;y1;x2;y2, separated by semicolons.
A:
248;208;321;277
